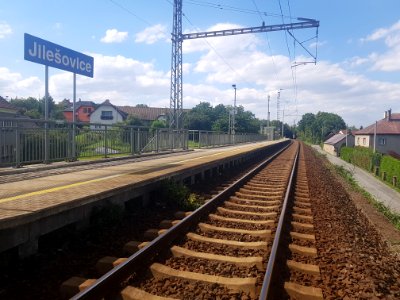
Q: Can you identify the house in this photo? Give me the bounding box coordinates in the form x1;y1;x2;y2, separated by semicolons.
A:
63;99;97;123
0;96;19;119
118;106;169;126
0;97;19;163
323;130;355;156
90;99;128;129
354;109;400;156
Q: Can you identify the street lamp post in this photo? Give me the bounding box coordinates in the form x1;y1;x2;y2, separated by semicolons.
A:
232;84;237;143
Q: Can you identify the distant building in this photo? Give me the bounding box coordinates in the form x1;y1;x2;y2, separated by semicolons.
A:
118;106;169;126
63;99;97;123
354;109;400;156
0;96;19;119
0;97;20;163
90;100;128;129
323;130;355;156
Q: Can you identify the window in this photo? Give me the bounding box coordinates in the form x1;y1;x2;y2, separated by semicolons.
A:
379;138;386;145
101;111;113;120
357;137;360;145
83;107;88;113
363;138;366;145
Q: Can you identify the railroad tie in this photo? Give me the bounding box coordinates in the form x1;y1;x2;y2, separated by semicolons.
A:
123;241;149;254
150;263;258;298
60;277;96;298
96;256;127;275
174;211;192;219
186;232;268;249
144;229;167;240
209;213;275;226
159;219;180;229
170;245;265;271
217;206;277;218
120;286;179;300
198;222;271;238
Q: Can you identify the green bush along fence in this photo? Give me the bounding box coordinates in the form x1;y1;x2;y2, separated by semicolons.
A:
340;146;399;188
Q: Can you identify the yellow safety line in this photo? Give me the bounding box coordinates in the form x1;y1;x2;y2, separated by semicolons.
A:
0;145;258;205
169;151;237;164
0;174;122;204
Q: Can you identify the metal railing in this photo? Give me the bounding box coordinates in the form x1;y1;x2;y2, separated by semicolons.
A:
188;130;268;148
0;118;188;168
0;118;270;168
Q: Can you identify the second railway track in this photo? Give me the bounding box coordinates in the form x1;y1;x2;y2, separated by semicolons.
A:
66;141;323;299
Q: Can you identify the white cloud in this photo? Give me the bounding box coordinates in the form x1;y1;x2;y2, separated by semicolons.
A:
0;67;41;98
135;24;167;44
359;20;400;71
100;29;128;43
48;53;169;106
0;21;12;39
1;21;400;129
362;20;400;42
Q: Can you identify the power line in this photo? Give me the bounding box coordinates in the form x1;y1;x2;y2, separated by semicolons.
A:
108;0;153;26
186;0;296;20
250;0;279;83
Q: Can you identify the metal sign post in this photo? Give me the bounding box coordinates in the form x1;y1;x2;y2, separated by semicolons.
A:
24;33;93;163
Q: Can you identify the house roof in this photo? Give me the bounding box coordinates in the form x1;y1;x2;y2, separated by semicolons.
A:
0;97;18;112
355;113;400;135
92;100;128;118
324;133;347;145
118;106;168;121
63;100;97;112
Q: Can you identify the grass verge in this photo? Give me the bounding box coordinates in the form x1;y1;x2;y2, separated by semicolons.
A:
334;165;400;230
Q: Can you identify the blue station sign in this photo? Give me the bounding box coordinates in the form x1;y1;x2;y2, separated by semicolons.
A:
24;33;94;78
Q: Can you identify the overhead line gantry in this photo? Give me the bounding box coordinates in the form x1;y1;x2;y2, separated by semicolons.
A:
169;0;319;129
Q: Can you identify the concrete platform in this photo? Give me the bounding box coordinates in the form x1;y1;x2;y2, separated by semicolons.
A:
0;140;287;256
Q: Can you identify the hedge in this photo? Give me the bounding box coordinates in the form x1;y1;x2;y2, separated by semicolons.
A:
380;155;400;188
340;146;381;171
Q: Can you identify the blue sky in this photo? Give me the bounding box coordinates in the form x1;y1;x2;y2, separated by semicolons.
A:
1;0;400;128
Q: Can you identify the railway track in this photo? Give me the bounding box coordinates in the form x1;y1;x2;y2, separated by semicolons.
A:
63;141;324;299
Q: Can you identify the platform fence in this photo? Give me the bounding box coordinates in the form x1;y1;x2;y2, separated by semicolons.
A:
1;118;268;168
188;130;268;148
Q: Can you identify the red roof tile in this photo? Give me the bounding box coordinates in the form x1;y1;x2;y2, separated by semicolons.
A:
118;106;169;121
0;97;18;111
355;113;400;135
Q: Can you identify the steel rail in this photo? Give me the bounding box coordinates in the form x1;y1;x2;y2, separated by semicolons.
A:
71;140;292;300
258;142;300;299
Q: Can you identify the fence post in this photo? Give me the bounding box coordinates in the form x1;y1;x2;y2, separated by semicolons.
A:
156;129;159;152
15;126;21;168
393;176;397;187
374;166;379;176
44;120;49;164
137;128;141;154
130;127;134;155
104;125;108;158
382;171;387;181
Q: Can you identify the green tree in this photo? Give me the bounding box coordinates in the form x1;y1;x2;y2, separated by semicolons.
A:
150;119;167;133
125;115;144;126
184;102;213;130
296;111;346;144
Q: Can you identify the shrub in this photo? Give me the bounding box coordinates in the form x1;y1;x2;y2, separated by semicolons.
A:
340;146;381;172
380;155;400;188
161;179;203;210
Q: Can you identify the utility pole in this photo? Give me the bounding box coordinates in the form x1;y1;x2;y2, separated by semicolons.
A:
267;94;270;127
232;84;237;135
169;0;319;129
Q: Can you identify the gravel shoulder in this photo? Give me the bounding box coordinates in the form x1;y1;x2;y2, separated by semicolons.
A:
312;146;400;253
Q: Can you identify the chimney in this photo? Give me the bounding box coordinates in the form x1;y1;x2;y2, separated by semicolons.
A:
384;111;388;119
388;108;392;121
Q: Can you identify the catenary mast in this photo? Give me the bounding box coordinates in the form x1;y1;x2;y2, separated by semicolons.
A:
169;0;319;129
